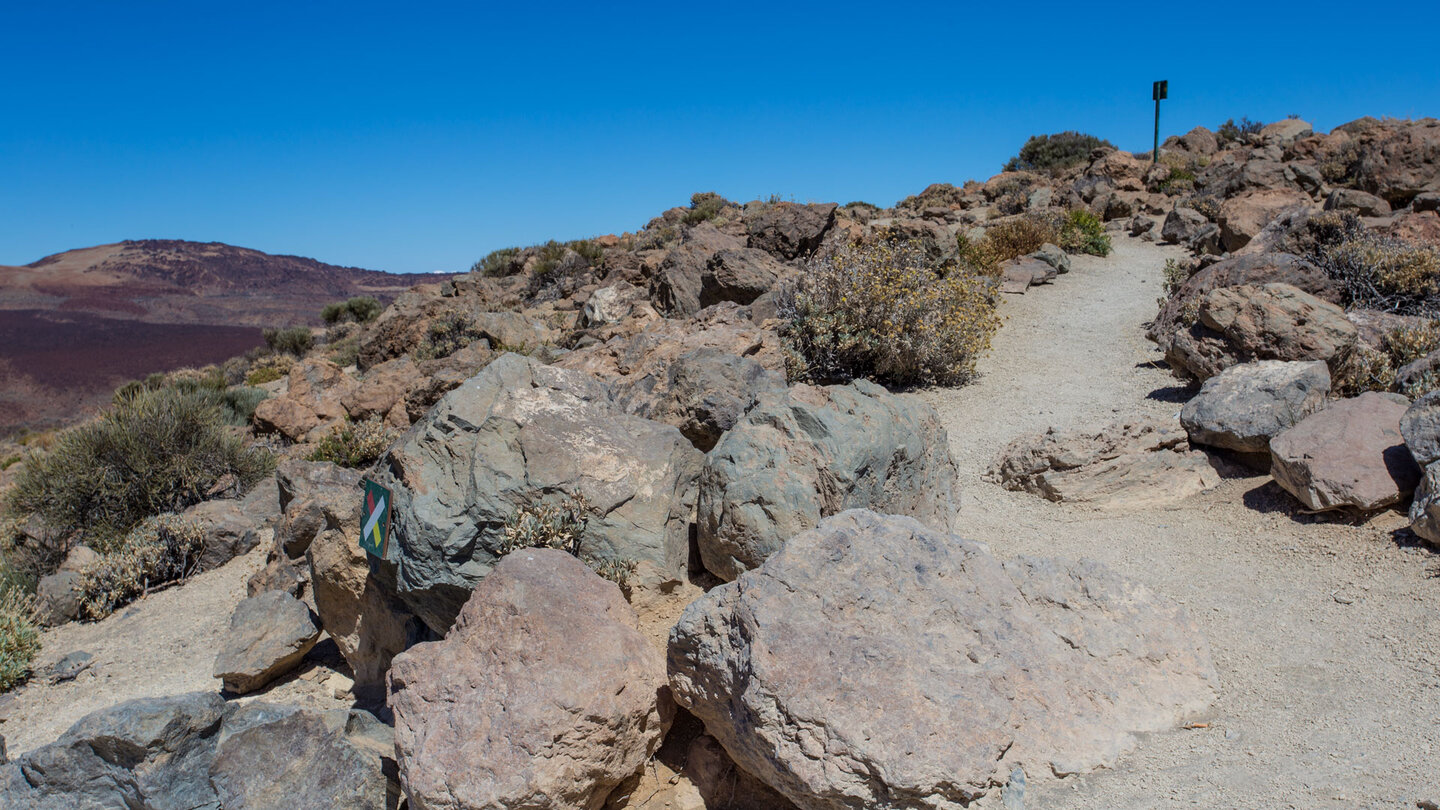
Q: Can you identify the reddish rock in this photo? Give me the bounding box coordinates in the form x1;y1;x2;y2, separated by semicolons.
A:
1270;392;1421;511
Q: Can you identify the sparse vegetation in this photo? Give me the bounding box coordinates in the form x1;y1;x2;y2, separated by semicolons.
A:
307;417;395;468
1216;117;1265;144
1332;320;1440;397
321;296;382;325
497;495;637;592
327;334;361;368
1305;212;1440;315
75;515;207;621
683;192;727;225
7;386;273;551
245;365;286;385
262;326;314;357
414;314;487;361
983;217;1056;263
113;368;269;427
1058;209;1112;257
0;586;40;692
778;239;1001;387
1161;258;1191;299
473;246;522;277
1003;131;1114;174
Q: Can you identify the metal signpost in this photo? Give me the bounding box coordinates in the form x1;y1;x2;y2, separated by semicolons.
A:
1152;80;1168;165
360;478;392;559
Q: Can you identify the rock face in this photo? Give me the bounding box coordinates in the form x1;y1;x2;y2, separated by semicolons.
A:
1180;360;1332;454
697;380;958;581
747;202;837;260
1216;189;1309;253
0;693;393;809
1166;283;1357;380
1270;392;1421;511
669;510;1218;809
212;590;322;694
652;225;747;316
990;418;1220;509
612;347;786;453
372;353;704;633
389;550;669;810
1400;390;1440;466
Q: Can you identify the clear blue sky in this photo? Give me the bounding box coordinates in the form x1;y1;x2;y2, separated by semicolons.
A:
3;2;1437;273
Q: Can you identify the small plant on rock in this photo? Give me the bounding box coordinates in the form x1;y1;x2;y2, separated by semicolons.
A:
496;495;638;592
307;417;395;468
321;296;382;325
414;314;487;361
777;239;1001;387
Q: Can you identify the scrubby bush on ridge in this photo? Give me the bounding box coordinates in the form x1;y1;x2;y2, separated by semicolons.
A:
1004;131;1113;174
778;239;1001;387
7;386;273;552
263;326;314;357
321;296;383;325
308;417;394;468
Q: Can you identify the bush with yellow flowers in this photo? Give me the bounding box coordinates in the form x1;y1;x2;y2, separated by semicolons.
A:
777;239;1000;387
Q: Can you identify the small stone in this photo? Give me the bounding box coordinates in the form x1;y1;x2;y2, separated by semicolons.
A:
49;651;94;683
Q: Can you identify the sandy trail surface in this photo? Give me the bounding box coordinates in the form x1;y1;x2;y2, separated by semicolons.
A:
926;235;1440;809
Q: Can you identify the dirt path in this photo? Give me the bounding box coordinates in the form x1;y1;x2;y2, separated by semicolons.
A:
922;236;1440;809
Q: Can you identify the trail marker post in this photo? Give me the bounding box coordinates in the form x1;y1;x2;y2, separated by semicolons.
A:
1152;79;1168;165
360;478;392;559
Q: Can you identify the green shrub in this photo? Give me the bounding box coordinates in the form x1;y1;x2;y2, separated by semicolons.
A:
114;371;267;428
777;239;1001;387
327;335;361;368
1058;209;1112;257
218;387;270;425
531;241;569;278
321;296;382;325
1216;117;1264;143
473;246;522;277
0;587;39;692
414;314;487;361
1003;131;1114;174
683;192;727;225
307;418;394;469
497;495;636;592
75;515;206;621
7;387;273;549
245;366;285;386
0;456;19;471
262;326;314;357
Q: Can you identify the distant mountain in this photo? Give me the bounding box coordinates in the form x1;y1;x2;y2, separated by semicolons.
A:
0;239;453;327
0;240;456;434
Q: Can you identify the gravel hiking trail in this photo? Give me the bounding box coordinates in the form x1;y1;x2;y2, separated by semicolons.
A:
924;235;1440;809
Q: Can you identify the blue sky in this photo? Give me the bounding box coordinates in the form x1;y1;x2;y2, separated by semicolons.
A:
3;2;1438;274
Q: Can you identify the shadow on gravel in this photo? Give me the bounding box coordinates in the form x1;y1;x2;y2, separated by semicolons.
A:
1146;384;1195;404
1240;480;1391;527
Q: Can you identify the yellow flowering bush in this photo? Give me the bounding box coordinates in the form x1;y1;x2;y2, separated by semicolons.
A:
778;240;1000;386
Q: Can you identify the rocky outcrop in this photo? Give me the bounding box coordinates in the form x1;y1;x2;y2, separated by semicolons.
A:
747;201;837;260
1216;189;1310;252
0;694;393;809
612;347;785;452
389;550;669;810
371;353;703;633
1180;360;1331;455
697;380;958;581
212;590;322;694
651;224;747;316
990;418;1220;509
669;510;1218;809
1165;283;1357;380
1270;392;1421;511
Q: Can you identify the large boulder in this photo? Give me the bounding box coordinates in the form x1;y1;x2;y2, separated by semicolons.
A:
669;510;1218;809
612;347;786;452
989;418;1219;509
697;380;958;581
1260;118;1314;144
308;527;423;696
1160;206;1213;246
702;248;791;309
1408;461;1440;544
1401;390;1440;466
1165;283;1358;380
212;590;322;694
1324;187;1392;217
556;303;786;382
389;550;669;810
747;202;837;260
1180;360;1331;455
180;498;264;571
275;460;362;558
341;355;425;422
1270;392;1421;511
651;224;747;316
1150;252;1340;352
371;353;704;633
1353;118;1440;206
1216;189;1310;252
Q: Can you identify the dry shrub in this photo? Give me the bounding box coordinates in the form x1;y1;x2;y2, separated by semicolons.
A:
307;417;395;469
984;218;1057;263
75;515;206;621
1332;320;1440;396
778;240;1000;387
1307;212;1440;315
497;495;636;591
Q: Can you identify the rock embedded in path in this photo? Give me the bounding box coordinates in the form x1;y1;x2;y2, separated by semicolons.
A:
697;379;957;581
371;353;704;633
989;417;1220;509
389;549;669;810
1180;360;1332;455
1270;392;1421;511
212;590;322;694
668;510;1218;809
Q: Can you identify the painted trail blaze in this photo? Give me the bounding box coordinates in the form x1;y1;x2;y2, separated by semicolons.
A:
360;478;391;558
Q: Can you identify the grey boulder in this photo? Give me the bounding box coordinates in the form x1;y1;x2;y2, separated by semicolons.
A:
1408;461;1440;544
212;590;322;694
669;510;1218;809
1180;360;1331;454
697;380;957;581
389;549;669;810
371;353;703;633
1400;389;1440;466
612;347;786;452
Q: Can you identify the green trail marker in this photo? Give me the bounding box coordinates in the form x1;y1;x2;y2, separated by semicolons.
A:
360;478;392;559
